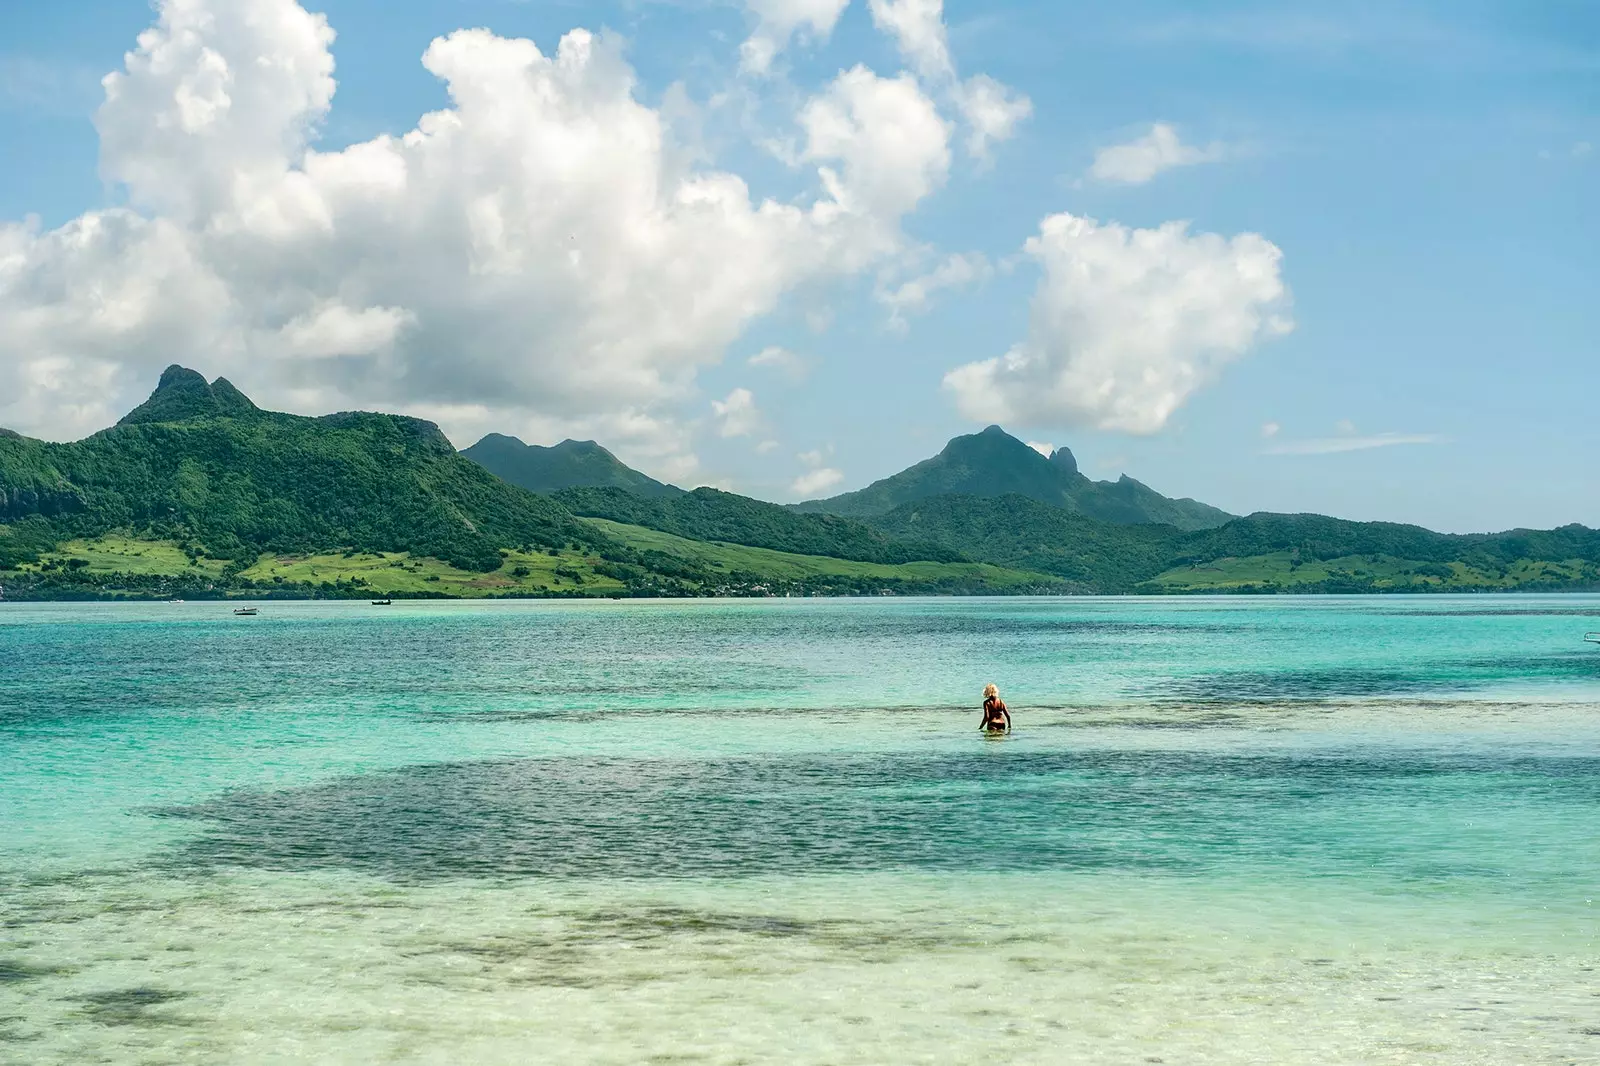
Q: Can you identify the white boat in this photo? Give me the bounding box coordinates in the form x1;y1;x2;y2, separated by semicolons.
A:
1586;632;1600;645
233;607;258;616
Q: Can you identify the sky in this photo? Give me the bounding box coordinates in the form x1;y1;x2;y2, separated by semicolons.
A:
0;0;1595;532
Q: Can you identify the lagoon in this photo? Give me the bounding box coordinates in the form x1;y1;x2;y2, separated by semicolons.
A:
3;597;1599;1063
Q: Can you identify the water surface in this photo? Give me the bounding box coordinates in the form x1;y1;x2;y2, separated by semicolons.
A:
3;597;1598;1063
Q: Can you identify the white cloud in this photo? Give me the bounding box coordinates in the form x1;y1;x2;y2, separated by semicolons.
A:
867;0;952;80
1089;123;1225;185
799;65;951;224
747;345;812;381
711;387;762;438
877;251;990;330
1265;433;1444;456
944;212;1291;434
756;438;780;454
954;75;1032;161
866;0;1030;160
791;467;844;496
791;445;842;496
278;302;415;359
0;0;950;459
1025;440;1053;457
740;0;853;75
1260;421;1281;438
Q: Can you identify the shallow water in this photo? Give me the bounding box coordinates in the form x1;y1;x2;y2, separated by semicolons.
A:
2;596;1599;1063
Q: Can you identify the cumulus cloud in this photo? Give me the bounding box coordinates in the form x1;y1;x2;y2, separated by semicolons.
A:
877;251;990;330
791;446;843;496
867;0;952;80
711;387;762;438
954;75;1032;161
740;0;853;74
1090;123;1225;185
0;0;952;461
799;66;951;223
944;212;1291;434
867;0;1030;160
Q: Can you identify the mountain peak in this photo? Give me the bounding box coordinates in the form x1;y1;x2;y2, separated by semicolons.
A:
793;423;1234;530
463;433;679;498
118;365;261;426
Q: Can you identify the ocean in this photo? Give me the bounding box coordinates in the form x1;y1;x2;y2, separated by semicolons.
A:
2;596;1598;1063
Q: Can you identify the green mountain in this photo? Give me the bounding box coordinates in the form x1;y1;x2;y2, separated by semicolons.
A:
554;485;964;565
794;425;1233;531
117;365;262;425
865;494;1600;593
867;493;1182;591
0;366;610;571
463;434;679;498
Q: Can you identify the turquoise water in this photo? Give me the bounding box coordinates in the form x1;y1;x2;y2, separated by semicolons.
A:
3;596;1599;1063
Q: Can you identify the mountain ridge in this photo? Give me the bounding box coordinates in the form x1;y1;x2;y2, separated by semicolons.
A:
463;433;679;498
793;425;1234;531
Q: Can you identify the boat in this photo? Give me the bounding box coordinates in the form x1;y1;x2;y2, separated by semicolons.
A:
1586;632;1600;645
371;598;392;606
233;607;258;616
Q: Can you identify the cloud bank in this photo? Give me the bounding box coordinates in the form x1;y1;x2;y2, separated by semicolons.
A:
0;0;972;478
944;212;1291;434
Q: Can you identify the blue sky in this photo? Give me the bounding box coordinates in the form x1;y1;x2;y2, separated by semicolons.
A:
1;0;1595;532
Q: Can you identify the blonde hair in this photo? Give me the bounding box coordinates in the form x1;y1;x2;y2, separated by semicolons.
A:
983;683;999;699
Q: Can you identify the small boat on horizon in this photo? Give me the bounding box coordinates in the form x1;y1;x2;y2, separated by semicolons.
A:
1586;632;1599;645
233;607;258;616
371;598;393;606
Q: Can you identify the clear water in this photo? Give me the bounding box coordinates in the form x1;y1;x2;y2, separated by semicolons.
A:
2;596;1599;1063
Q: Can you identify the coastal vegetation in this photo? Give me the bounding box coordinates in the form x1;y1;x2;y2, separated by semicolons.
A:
2;366;1596;599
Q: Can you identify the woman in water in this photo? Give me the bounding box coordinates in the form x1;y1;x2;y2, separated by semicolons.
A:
980;683;1012;734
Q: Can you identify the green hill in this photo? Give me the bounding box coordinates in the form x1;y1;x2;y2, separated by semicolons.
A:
794;425;1233;531
0;366;610;571
864;495;1600;593
554;485;964;565
462;434;680;498
866;494;1182;591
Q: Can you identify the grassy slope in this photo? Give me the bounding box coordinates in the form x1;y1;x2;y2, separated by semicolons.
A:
3;524;1057;598
238;547;625;596
8;536;625;597
556;486;963;564
584;519;1059;590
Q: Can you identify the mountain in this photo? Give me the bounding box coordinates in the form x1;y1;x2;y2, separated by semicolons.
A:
554;485;964;565
865;494;1600;593
0;366;611;571
463;434;679;498
867;493;1182;591
117;365;261;425
794;425;1233;531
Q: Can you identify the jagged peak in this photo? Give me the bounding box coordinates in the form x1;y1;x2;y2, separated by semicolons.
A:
1049;446;1079;477
117;365;261;426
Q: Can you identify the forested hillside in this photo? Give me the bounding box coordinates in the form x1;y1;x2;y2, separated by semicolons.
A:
0;366;608;571
554;486;964;565
794;425;1233;531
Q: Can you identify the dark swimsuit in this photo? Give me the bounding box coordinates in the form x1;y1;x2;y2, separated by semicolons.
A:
983;696;1009;733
